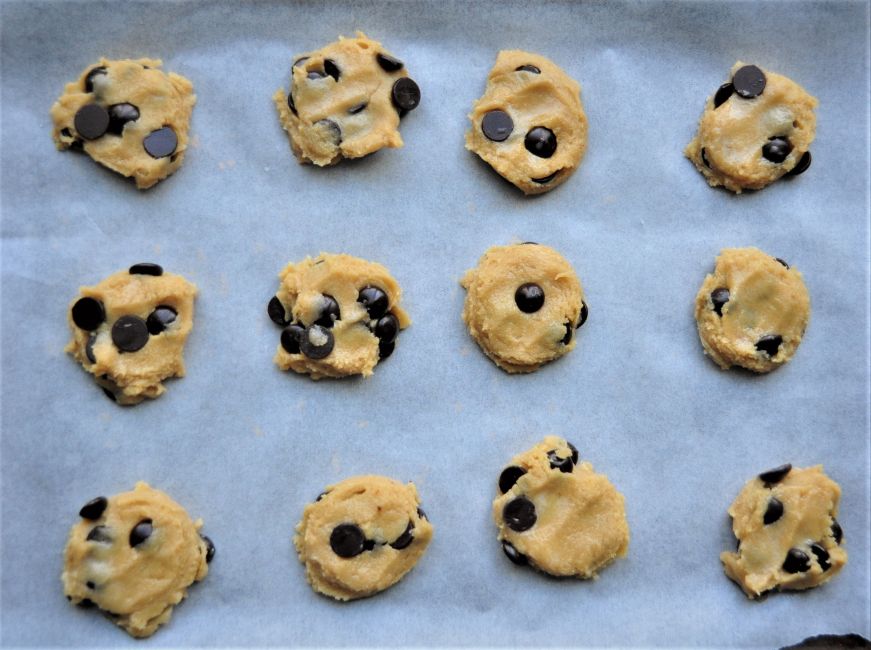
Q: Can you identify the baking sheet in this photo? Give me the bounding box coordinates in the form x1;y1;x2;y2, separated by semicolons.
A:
1;0;869;647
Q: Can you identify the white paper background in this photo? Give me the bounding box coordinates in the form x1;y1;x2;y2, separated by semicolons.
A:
1;0;869;647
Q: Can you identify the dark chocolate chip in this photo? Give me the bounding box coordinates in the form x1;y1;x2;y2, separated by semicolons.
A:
143;127;177;159
713;82;734;108
201;534;216;563
102;387;117;402
389;521;415;550
280;323;305;354
376;53;404;72
128;263;163;276
86;525;112;543
759;464;792;485
74;104;110;140
578;302;589;328
268;296;290;327
502;540;528;565
775;258;790;269
129;519;153;547
375;313;399;344
763;137;793;164
732;65;766;98
763;497;784;525
83;66;107;93
810;543;831;571
146;306;177;335
503;497;536;532
61;128;72;138
417;507;428;521
515;64;541;74
79;496;108;520
299;324;334;360
531;171;558;184
287;91;297;116
548;450;574;473
378;339;395;360
314;295;341;328
78;598;96;608
701;147;711;169
358;286;389;319
711;287;730;316
363;538;376;551
315;119;342;145
568;442;579;465
323;59;340;82
391;77;420;113
481;110;513;142
86;581;96;590
498;466;526;494
515;283;544;313
782;547;810;573
756;334;783;357
330;523;365;558
106;103;139;135
85;333;97;364
111;315;149;353
525;127;557;158
561;321;573;345
293;57;309;68
348;102;367;114
788;151;812;176
831;519;843;544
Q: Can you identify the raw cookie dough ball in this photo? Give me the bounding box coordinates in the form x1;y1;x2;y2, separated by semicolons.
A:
721;464;846;599
461;243;587;373
294;475;433;600
465;50;587;195
66;263;197;405
269;253;410;379
685;62;817;193
50;58;196;189
62;482;214;638
493;436;629;578
274;32;421;166
695;247;810;373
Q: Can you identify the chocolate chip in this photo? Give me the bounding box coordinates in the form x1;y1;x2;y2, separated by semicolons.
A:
548;450;574;473
111;315;149;353
525;127;557;158
578;302;589;328
300;324;334;359
481;110;513;142
391;77;421;113
831;519;843;544
503;497;536;532
146;306;177;335
330;523;366;558
60;128;72;138
86;525;112;543
74;104;110;140
83;66;107;93
358;286;389;319
378;339;395;360
72;298;105;331
102;387;117;402
268;296;290;327
85;333;97;364
375;313;399;344
315;119;342;145
782;548;810;573
756;334;783;357
515;283;544;313
701;147;711;169
315;491;328;502
376;53;404;72
315;295;341;328
568;442;579;465
293;57;309;68
389;522;414;550
129;263;163;276
763;137;793;164
811;543;831;571
129;519;153;547
788;151;812;176
78;598;95;608
763;497;784;525
713;82;734;108
498;466;526;494
143;127;177;159
417;507;428;521
515;64;541;74
732;65;766;98
106;103;139;135
775;258;790;269
280;323;305;354
711;287;730;316
348;102;367;114
323;59;340;82
79;496;107;520
201;534;216;563
531;171;558;184
86;581;96;590
759;464;792;485
286;91;297;116
561;321;573;345
502;540;528;565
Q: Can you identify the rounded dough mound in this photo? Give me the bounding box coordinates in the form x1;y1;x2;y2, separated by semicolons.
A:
294;475;433;600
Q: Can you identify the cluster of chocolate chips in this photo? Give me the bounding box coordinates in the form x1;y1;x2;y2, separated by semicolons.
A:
66;66;177;159
328;519;418;558
514;273;588;346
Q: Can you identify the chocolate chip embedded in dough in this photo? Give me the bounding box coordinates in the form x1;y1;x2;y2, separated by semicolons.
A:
578;302;589;328
525;127;557;158
514;283;545;313
531;171;558;184
315;119;342;145
713;83;734;108
810;543;831;571
568;442;579;465
348;102;367;114
763;137;793;164
391;77;421;113
79;496;108;520
72;297;105;331
299;324;334;360
759;464;792;485
129;263;163;276
515;64;541;74
201;534;216;563
502;540;528;565
287;91;297;116
378;339;395;360
268;296;290;327
788;151;812;176
146;306;177;335
755;334;783;357
711;287;730;316
85;333;97;364
330;523;366;558
376;53;404;72
106;103;140;135
732;65;766;98
86;581;96;590
129;519;153;548
782;548;811;573
323;59;340;82
763;497;784;525
481;110;513;142
561;321;573;345
143;127;177;159
86;525;112;543
111;315;149;353
775;258;790;269
314;295;341;328
503;497;537;532
280;323;305;354
417;507;428;521
701;147;711;168
102;387;117;402
389;522;414;550
374;313;399;344
358;286;389;319
293;57;309;68
547;450;574;473
831;519;843;544
74;104;110;140
498;466;526;494
83;66;107;93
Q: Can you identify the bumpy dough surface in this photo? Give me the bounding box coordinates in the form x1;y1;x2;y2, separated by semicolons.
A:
274;32;418;166
294;475;433;600
62;482;210;638
461;243;585;373
493;436;629;578
66;266;197;405
466;50;587;195
695;247;810;373
271;253;409;379
685;61;817;193
50;58;196;189
721;465;846;598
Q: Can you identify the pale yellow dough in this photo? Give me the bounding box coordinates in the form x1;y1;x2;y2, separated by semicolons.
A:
721;465;846;598
466;50;587;195
272;253;409;379
66;266;197;405
695;247;810;373
493;436;629;578
274;32;417;166
685;61;817;193
461;243;585;373
50;58;196;189
294;475;433;600
62;482;210;638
